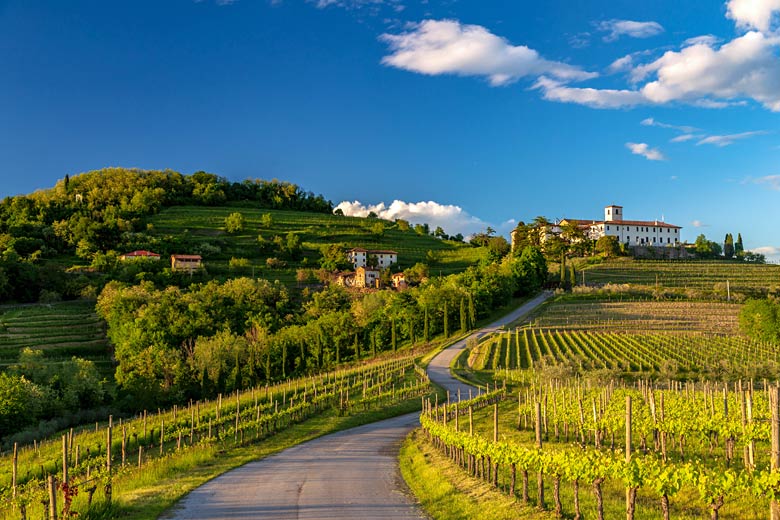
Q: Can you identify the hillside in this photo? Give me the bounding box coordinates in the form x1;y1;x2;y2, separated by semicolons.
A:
142;205;485;283
579;257;780;296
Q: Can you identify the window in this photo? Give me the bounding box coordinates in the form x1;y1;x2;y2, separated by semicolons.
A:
606;225;610;231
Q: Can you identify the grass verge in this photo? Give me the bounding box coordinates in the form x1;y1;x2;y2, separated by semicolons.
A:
400;429;552;520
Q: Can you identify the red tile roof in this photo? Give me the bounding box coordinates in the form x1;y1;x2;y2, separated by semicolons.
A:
123;250;160;257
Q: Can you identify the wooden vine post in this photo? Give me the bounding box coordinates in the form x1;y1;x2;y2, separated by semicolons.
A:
771;386;780;520
106;415;113;504
626;395;635;520
536;401;545;510
12;442;17;500
48;475;58;520
493;402;499;487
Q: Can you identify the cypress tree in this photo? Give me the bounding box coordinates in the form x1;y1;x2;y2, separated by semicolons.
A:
391;317;397;351
569;264;576;288
423;306;429;342
443;300;449;338
736;233;744;255
460;297;467;332
724;233;734;259
559;253;566;286
354;333;360;359
468;293;476;329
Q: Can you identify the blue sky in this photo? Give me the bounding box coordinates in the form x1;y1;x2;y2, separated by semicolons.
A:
1;0;779;258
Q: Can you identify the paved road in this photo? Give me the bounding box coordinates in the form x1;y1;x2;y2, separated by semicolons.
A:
164;292;551;520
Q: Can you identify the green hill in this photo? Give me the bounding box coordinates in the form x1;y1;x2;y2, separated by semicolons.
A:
142;205;486;283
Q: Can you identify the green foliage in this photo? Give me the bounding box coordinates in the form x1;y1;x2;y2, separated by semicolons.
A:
510;246;547;295
595;235;620;257
224;212;246;233
724;233;735;259
739;298;780;343
0;372;47;437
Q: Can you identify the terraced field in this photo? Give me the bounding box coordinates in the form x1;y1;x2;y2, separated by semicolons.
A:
526;298;740;333
146;206;485;280
581;259;780;291
0;300;112;373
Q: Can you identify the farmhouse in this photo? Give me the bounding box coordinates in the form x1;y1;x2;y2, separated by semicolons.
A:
354;266;381;288
346;248;398;269
120;250;160;261
171;254;203;272
559;205;682;247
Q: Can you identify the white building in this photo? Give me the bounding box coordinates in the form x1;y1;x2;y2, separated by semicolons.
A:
560;205;681;246
347;248;398;269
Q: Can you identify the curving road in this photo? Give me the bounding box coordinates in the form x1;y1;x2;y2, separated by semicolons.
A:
163;292;551;520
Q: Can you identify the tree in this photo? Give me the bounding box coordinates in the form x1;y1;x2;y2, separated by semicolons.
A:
724;233;734;259
434;226;447;239
260;213;273;228
224;212;246;233
739;299;780;343
735;233;744;256
486;236;510;262
595;236;620;257
511;246;547;295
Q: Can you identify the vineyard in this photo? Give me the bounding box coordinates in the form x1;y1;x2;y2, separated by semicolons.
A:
526;299;740;334
0;354;431;519
420;379;780;519
469;328;777;378
0;302;111;374
581;259;780;293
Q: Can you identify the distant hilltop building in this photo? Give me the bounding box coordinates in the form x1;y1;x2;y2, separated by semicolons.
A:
560;205;681;246
346;248;398;269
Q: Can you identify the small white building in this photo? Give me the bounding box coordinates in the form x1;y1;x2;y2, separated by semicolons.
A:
354;266;381;288
347;248;398;269
560;205;682;246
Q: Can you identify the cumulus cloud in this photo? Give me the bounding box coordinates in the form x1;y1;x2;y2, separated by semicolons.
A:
608;54;635;73
535;30;780;111
753;246;780;262
626;142;666;161
696;130;768;146
691;220;709;227
380;19;597;86
726;0;780;33
597;20;664;42
334;199;493;237
684;35;722;47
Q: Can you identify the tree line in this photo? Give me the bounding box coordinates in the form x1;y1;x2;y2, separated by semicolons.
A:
93;246;547;411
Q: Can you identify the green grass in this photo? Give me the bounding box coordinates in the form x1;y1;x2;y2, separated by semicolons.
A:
0;300;111;373
401;429;553;520
145;206;485;279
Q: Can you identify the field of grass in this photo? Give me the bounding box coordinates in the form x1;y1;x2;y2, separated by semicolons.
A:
145;206;486;282
0;300;111;373
581;258;780;293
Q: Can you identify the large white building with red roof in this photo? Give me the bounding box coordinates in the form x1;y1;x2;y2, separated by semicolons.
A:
346;248;397;269
560;205;682;246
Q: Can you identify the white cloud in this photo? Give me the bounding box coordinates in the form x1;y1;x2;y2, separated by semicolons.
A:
753;174;780;189
626;142;666;161
691;220;709;227
640;117;698;133
608;54;635;73
535;30;780;112
696;130;768;146
311;0;394;9
752;246;780;263
334;199;492;237
726;0;780;33
535;77;645;108
597;20;664;42
670;134;699;142
684;35;722;47
380;20;597;86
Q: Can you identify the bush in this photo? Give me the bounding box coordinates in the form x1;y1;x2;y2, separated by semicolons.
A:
266;257;287;269
225;212;246;233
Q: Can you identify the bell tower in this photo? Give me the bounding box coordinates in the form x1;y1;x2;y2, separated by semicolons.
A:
605;205;623;222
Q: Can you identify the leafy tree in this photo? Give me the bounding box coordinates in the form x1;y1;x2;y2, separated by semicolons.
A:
486;236;510;262
510;246;547;295
260;213;273;228
319;243;351;271
595;236;620;257
224;212;246;233
434;226;447;239
0;373;48;437
396;219;410;232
